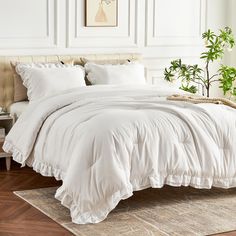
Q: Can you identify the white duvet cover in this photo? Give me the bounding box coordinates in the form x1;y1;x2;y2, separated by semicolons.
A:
3;85;236;224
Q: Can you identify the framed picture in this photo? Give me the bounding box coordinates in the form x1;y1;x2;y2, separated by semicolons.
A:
85;0;118;27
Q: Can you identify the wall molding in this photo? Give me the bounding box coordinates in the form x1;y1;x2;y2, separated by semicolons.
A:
67;0;140;48
0;0;59;49
145;0;206;47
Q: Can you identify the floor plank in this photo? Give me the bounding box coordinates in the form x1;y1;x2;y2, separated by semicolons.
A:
0;159;72;236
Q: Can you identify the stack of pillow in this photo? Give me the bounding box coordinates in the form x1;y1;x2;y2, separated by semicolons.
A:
11;58;146;102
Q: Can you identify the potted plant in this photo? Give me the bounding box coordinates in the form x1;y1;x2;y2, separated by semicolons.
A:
164;27;236;99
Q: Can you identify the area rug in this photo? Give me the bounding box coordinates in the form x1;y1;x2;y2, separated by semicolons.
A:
14;186;236;236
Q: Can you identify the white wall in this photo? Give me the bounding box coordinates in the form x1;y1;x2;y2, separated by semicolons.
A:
227;0;236;67
205;0;229;96
0;0;230;95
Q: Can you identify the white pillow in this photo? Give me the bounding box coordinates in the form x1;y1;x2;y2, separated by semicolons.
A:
85;62;146;85
15;63;85;101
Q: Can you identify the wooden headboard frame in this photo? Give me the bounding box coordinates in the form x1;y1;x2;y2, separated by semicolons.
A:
0;53;141;110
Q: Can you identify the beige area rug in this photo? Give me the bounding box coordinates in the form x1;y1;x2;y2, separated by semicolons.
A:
14;186;236;236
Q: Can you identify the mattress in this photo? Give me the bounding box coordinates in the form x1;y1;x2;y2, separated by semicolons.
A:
9;101;29;119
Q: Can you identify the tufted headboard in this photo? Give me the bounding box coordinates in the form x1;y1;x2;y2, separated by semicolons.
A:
0;53;141;110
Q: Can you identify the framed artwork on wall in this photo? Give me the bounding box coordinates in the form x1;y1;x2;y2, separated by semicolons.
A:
85;0;118;27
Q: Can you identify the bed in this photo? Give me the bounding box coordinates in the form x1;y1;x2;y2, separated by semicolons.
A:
1;54;236;225
9;101;29;120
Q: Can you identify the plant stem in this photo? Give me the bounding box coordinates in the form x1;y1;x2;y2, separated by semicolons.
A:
193;80;204;85
197;76;207;85
209;79;220;84
206;60;210;97
209;73;219;81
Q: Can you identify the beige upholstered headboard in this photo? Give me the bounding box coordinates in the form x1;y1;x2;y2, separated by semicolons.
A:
0;53;141;110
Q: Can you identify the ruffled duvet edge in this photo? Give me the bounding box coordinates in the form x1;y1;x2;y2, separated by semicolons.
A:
3;141;26;166
31;159;65;181
32;158;236;224
55;185;133;224
55;173;236;224
4;141;236;224
31;159;134;224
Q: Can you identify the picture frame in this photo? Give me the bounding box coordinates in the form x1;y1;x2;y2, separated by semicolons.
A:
85;0;118;27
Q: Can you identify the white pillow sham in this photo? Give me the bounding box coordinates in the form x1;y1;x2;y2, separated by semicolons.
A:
15;63;85;101
85;62;146;85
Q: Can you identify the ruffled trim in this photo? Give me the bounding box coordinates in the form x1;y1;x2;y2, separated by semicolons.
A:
15;63;85;101
6;148;236;224
30;159;65;181
135;174;236;190
54;174;236;224
55;185;133;224
2;140;26;166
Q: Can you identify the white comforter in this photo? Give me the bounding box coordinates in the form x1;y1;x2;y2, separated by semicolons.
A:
4;85;236;224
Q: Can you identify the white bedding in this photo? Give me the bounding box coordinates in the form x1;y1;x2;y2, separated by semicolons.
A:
3;85;236;224
15;63;85;101
85;62;146;85
10;101;29;119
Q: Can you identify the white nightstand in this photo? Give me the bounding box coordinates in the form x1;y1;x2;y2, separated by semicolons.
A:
0;115;14;171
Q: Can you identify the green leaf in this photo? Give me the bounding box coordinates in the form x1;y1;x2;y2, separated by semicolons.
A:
164;27;236;99
180;85;198;94
219;65;236;96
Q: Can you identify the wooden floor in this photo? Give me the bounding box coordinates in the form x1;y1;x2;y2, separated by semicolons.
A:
0;159;72;236
0;159;236;236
